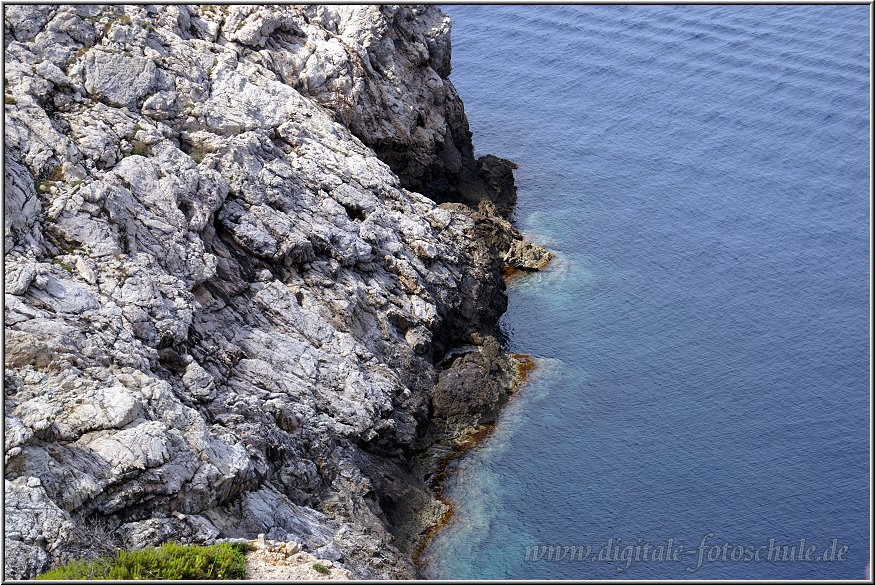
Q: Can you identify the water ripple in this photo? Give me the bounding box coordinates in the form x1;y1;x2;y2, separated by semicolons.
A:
426;5;871;580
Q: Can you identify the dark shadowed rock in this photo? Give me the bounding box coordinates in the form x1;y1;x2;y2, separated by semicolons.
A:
476;155;519;218
431;336;516;432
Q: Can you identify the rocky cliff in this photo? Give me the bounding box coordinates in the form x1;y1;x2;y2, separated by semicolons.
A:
3;5;548;579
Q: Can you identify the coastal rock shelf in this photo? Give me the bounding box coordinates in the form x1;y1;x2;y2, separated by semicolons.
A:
3;5;547;579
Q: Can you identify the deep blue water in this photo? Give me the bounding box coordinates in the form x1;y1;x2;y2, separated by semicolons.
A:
422;5;870;580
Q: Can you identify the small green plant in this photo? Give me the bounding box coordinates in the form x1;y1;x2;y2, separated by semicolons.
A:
47;165;63;182
312;562;331;575
5;95;16;105
189;150;205;164
65;46;90;69
125;140;151;157
36;542;249;580
51;258;74;274
34;165;64;193
102;13;132;37
139;20;155;32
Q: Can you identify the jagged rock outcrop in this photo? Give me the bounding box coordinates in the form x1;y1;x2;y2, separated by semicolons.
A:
276;6;516;209
242;534;353;580
3;5;540;579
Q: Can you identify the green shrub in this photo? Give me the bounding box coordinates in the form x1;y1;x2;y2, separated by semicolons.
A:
312;562;331;575
36;542;249;580
51;258;74;274
102;14;133;37
47;165;64;182
125;140;151;157
34;165;64;193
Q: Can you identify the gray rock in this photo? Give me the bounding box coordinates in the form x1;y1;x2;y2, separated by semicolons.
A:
4;478;76;580
4;155;43;253
34;60;70;88
118;516;220;550
3;4;531;580
5;263;37;295
405;325;432;355
317;540;344;562
182;361;216;402
4;540;49;581
84;51;157;109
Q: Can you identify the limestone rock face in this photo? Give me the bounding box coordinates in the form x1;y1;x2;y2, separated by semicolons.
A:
281;5;513;208
3;5;523;579
83;51;157;109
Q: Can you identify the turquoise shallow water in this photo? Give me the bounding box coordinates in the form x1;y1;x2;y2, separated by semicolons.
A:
422;5;870;579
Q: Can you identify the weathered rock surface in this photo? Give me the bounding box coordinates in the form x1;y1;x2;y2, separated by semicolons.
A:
504;238;554;271
3;5;540;579
243;535;353;580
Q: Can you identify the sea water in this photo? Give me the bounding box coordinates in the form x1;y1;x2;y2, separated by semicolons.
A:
422;5;870;579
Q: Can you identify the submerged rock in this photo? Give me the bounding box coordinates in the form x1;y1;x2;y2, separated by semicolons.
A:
3;4;541;579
